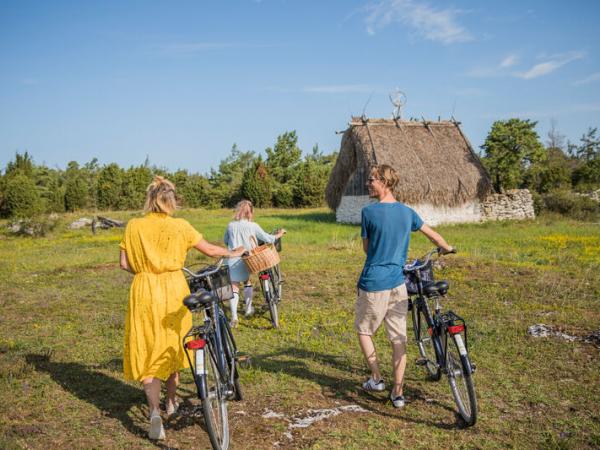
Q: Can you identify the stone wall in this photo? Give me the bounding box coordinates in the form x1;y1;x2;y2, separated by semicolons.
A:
481;189;535;221
335;189;535;224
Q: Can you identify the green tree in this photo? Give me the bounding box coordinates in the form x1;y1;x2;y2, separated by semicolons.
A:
64;161;90;211
5;151;34;178
527;148;572;193
266;131;302;207
240;159;272;207
209;144;256;207
96;163;124;210
574;127;599;162
3;174;42;218
120;165;153;210
481;118;546;192
291;146;337;207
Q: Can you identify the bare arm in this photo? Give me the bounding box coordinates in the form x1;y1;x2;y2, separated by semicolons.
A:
119;249;134;274
194;238;245;258
362;238;369;254
419;224;453;253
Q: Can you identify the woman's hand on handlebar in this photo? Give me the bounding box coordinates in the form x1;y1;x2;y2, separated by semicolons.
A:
228;246;246;258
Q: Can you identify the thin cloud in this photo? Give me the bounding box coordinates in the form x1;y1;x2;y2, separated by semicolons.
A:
516;51;585;80
303;84;374;94
467;53;518;78
499;54;518;68
573;72;600;86
365;0;472;45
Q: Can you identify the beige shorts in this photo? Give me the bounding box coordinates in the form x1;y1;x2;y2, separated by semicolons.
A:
354;284;409;343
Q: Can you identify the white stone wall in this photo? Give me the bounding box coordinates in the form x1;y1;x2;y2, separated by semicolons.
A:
336;189;535;225
481;189;535;221
336;195;481;225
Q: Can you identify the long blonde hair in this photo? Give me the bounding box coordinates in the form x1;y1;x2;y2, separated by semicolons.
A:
234;199;253;221
144;176;177;215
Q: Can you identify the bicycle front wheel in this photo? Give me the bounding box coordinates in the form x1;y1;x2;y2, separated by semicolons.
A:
263;278;279;328
201;343;230;449
446;332;477;426
411;304;441;381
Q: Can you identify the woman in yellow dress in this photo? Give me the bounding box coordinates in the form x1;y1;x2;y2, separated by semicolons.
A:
119;176;244;440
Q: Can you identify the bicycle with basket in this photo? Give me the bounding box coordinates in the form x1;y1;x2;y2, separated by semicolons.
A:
242;233;283;328
181;260;243;450
404;247;478;426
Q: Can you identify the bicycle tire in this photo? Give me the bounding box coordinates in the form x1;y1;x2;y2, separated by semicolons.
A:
220;314;243;401
272;265;282;301
411;305;441;381
446;332;477;426
263;278;279;328
201;341;230;449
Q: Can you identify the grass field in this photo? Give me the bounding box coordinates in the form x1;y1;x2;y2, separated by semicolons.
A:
1;208;599;449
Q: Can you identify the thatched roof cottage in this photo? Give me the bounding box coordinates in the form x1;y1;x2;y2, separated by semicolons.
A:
326;117;496;225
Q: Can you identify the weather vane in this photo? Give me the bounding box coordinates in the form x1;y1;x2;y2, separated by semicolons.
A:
389;88;406;120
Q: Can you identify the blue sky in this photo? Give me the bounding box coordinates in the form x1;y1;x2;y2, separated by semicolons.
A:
1;0;599;173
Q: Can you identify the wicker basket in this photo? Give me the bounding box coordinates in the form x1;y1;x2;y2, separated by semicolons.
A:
243;238;280;273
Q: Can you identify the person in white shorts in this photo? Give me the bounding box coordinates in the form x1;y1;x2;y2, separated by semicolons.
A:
356;164;454;408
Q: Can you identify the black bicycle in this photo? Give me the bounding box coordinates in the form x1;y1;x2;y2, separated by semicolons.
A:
257;236;283;328
182;261;243;450
405;248;477;426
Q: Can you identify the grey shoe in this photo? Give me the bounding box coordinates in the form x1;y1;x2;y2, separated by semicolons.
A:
148;409;165;440
390;394;405;408
362;377;385;392
244;306;255;318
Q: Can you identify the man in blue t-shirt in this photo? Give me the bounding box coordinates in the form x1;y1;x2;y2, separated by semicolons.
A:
356;164;454;408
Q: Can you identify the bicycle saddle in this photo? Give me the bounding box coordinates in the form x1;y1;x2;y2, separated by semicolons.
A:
423;280;449;297
183;289;216;311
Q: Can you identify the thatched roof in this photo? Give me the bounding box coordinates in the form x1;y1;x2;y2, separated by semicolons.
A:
325;117;492;209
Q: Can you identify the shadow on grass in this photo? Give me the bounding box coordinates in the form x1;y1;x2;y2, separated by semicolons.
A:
252;347;464;429
25;354;182;448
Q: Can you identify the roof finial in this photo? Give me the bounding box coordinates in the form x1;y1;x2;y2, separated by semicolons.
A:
389;88;406;120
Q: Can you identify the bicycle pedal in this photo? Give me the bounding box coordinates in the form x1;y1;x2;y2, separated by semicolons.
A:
415;358;429;366
471;363;477;373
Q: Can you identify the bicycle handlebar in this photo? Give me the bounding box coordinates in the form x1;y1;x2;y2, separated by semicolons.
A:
404;247;457;272
183;257;224;278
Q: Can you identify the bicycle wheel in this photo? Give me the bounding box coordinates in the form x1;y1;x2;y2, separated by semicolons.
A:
201;342;230;449
220;314;243;401
411;305;441;381
263;278;279;328
446;332;477;426
272;265;282;301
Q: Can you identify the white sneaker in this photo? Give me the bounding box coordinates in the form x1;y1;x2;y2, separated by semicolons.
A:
362;377;385;392
148;409;165;440
390;394;405;408
166;400;179;417
244;306;255;318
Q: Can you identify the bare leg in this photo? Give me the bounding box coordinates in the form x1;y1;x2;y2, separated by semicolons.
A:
142;377;161;414
358;334;382;381
166;372;179;410
391;340;407;397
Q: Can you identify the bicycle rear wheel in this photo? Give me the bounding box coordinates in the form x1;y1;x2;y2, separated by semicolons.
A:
220;313;243;401
411;304;441;381
446;332;477;426
201;343;230;449
263;277;279;328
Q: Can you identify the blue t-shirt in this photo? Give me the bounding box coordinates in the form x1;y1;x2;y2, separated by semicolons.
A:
358;202;424;292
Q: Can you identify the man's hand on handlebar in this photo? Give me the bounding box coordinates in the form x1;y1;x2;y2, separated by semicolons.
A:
275;228;286;239
438;246;457;255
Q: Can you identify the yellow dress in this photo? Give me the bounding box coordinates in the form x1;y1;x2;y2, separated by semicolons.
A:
119;212;202;381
